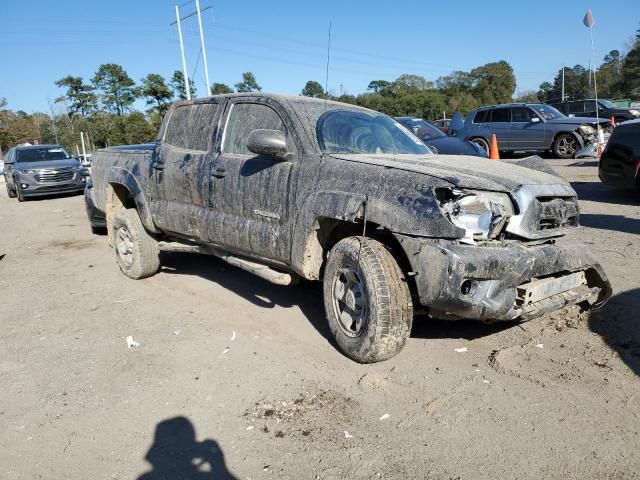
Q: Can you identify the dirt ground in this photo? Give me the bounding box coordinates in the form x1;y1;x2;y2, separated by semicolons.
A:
1;158;639;480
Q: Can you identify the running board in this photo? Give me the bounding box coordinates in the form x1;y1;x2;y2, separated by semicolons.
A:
158;241;297;286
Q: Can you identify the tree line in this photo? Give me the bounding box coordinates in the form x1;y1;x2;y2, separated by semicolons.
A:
1;22;638;155
0;66;261;154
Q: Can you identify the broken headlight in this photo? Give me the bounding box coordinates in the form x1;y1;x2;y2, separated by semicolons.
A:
578;125;595;136
439;189;515;244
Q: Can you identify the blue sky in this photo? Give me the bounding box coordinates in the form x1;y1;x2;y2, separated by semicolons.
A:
1;0;638;114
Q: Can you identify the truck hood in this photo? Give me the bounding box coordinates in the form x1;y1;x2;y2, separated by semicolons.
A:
15;158;81;170
330;154;570;193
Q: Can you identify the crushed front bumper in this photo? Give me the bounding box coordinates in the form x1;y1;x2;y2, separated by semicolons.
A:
395;235;612;322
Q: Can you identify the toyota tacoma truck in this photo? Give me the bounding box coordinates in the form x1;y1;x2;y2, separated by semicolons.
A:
87;94;611;363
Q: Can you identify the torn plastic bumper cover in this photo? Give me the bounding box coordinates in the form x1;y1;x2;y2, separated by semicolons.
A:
395;234;612;322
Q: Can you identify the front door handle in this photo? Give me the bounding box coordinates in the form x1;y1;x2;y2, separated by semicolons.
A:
212;167;226;178
152;163;165;171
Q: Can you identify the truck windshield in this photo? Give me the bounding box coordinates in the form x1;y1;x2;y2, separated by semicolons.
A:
317;110;431;155
17;147;72;163
598;99;616;109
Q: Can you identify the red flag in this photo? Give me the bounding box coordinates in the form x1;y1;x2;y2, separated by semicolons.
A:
583;9;595;28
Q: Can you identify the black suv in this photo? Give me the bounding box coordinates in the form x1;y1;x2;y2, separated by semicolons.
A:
549;99;640;123
598;119;640;189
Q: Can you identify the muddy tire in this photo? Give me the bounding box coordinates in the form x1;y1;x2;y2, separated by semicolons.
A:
112;208;160;279
323;237;413;363
553;133;578;159
5;181;16;198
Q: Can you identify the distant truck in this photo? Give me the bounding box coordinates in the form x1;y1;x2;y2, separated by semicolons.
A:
549;98;640;124
87;93;611;363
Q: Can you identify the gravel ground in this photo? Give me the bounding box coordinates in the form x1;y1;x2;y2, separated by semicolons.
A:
0;159;639;480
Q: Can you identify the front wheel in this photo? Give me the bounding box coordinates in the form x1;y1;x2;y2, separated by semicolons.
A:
112;208;160;279
553;133;578;159
323;237;413;363
15;181;25;202
470;137;490;156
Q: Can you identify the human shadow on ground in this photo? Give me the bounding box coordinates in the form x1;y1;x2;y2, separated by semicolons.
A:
137;416;237;480
589;288;640;377
572;181;640;206
160;252;513;351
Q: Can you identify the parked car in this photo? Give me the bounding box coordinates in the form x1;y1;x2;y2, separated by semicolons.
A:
598;118;640;189
88;93;611;363
432;118;451;133
3;144;88;201
549;98;640;123
459;103;610;159
395;117;487;157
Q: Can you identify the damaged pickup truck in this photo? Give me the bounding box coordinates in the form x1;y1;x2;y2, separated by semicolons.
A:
87;93;611;363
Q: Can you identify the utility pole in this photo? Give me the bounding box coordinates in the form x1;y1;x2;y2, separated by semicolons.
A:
80;131;87;164
561;66;565;101
174;5;191;100
195;0;212;96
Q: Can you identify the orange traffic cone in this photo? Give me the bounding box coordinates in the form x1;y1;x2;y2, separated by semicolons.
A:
489;133;500;160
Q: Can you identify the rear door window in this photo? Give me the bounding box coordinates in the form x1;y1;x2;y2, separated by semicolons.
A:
488;108;510;123
223;103;286;155
567;102;585;114
473;110;488;123
164;103;218;151
511;107;536;122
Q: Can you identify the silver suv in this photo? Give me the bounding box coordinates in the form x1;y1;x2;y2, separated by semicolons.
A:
458;103;610;159
3;144;88;201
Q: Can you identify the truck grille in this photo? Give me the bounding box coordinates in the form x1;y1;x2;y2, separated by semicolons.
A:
35;168;75;184
505;184;581;240
536;197;579;231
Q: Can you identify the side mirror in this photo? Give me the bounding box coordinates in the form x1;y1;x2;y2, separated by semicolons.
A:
247;129;288;160
531;117;541;123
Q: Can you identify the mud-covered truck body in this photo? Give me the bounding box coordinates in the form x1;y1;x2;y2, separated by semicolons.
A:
88;93;611;362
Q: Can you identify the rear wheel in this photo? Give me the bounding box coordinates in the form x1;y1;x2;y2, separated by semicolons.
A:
470;137;490;156
553;133;578;159
323;237;413;363
112;208;160;279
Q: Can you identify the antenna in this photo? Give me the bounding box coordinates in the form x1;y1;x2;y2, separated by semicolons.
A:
325;21;332;104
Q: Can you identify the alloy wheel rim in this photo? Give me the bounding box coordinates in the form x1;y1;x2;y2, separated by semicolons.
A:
332;265;368;337
557;137;577;156
116;226;134;267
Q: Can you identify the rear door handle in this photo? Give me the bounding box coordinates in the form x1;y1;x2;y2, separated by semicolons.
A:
212;167;226;178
